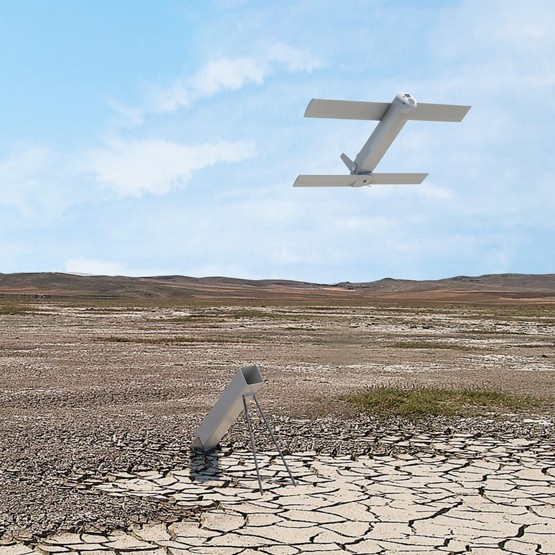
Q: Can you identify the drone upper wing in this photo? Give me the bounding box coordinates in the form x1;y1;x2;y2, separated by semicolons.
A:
407;102;470;122
305;99;470;122
304;99;390;120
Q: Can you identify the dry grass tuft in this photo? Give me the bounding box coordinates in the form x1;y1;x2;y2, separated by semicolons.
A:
344;385;547;419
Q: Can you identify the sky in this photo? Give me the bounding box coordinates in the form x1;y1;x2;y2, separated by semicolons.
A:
1;0;554;283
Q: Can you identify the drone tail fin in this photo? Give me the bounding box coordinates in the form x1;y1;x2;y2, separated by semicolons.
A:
340;153;356;173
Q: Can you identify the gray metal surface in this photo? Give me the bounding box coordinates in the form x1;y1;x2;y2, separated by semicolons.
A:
193;365;264;451
304;98;470;122
294;173;427;187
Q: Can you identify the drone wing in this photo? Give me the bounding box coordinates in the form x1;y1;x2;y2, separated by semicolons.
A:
410;102;470;122
294;173;427;187
305;99;470;122
305;99;389;120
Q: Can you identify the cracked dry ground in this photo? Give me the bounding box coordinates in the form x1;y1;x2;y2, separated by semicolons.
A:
0;301;554;553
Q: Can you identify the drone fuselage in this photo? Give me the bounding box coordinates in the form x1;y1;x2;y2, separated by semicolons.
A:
352;93;416;174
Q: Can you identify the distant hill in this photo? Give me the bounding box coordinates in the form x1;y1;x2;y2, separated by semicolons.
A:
338;274;555;304
0;272;554;304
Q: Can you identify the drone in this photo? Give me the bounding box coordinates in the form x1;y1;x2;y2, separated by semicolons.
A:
294;92;470;187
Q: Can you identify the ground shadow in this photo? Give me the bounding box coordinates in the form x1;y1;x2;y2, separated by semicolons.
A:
188;446;223;484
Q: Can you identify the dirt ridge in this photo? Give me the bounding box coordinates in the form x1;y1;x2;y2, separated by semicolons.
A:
0;271;554;304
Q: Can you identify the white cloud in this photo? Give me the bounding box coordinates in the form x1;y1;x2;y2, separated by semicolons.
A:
84;138;256;196
0;147;79;221
432;0;555;59
266;42;322;72
107;99;145;127
0;147;52;201
190;57;267;97
86;42;321;197
149;42;321;113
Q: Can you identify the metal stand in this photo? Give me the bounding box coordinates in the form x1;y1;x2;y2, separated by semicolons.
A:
242;394;263;494
242;392;297;494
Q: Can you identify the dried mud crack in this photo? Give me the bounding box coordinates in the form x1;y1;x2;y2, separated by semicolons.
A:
1;419;554;554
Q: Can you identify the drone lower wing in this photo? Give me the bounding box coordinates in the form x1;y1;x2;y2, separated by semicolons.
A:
294;173;428;187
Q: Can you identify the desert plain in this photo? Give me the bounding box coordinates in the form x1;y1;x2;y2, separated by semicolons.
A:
0;273;554;553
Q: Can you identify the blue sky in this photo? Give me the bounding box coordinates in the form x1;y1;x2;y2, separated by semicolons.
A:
1;0;554;282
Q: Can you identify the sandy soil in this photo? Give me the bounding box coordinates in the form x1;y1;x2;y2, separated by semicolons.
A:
0;300;553;539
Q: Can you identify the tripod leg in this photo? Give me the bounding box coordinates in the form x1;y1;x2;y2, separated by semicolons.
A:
243;395;263;494
252;394;296;487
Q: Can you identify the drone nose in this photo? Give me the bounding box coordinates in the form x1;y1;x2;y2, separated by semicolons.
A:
395;92;417;112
